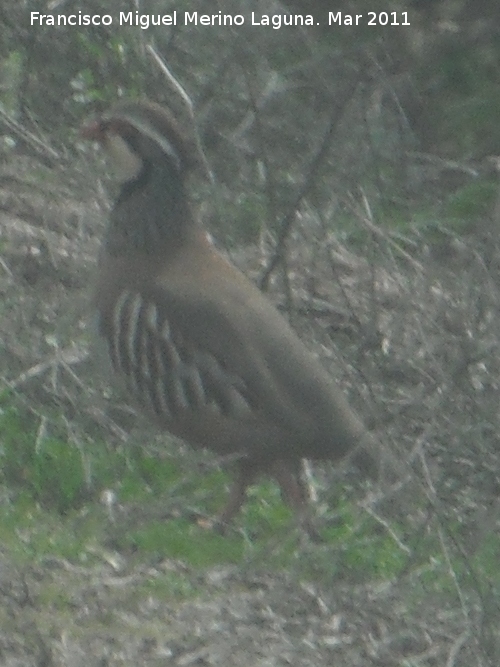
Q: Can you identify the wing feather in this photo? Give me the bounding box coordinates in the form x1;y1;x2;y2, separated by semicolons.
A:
101;290;255;428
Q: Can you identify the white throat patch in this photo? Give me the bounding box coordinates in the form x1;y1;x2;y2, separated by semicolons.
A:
106;134;143;183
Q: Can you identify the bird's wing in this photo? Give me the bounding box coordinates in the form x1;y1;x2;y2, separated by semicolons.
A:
98;272;365;461
98;283;303;459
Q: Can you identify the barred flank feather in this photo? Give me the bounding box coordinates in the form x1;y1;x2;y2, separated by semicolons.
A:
106;290;253;422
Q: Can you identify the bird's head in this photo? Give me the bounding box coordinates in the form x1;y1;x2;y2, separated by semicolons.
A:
81;100;201;185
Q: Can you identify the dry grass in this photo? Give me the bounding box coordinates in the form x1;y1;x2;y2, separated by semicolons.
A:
0;151;499;665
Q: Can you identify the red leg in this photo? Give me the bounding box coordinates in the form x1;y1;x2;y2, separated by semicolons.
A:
216;461;259;531
272;460;322;541
215;459;322;540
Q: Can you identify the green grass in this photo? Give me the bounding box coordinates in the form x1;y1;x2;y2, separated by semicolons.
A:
1;401;498;600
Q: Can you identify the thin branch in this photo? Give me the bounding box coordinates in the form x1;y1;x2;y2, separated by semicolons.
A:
436;523;470;624
259;77;361;291
346;190;425;272
6;346;88;391
0;107;62;164
360;188;380;340
146;44;213;183
446;630;470;667
240;67;295;317
146;44;194;117
360;502;412;554
319;203;362;326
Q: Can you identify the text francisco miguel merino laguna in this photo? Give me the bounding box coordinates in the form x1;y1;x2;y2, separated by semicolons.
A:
30;10;411;29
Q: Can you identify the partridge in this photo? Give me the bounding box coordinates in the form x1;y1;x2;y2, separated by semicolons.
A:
82;99;376;534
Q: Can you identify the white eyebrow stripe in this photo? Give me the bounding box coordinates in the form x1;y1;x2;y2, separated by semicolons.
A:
129;118;181;169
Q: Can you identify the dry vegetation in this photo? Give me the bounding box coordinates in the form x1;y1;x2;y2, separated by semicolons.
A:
1;0;500;663
0;145;500;665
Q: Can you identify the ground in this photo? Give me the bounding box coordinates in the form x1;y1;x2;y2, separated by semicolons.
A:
0;553;470;666
0;152;498;666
